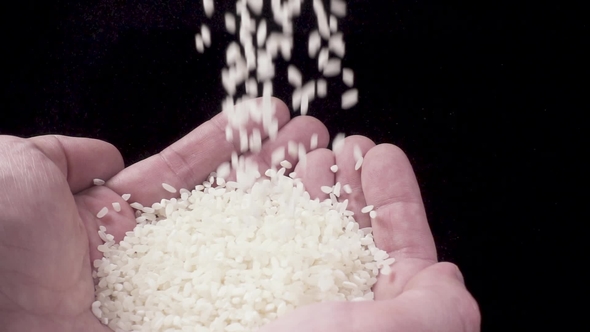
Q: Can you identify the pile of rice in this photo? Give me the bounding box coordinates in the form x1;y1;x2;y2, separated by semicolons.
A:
91;1;393;331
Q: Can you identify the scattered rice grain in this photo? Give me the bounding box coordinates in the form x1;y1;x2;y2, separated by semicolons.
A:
96;207;108;219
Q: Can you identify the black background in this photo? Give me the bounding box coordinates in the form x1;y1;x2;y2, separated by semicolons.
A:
0;1;586;331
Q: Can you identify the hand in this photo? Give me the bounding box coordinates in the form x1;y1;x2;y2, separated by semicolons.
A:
259;137;481;331
0;98;325;331
0;97;479;332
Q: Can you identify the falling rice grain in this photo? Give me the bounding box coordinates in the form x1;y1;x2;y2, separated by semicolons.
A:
323;59;341;77
343;68;354;87
201;24;211;47
354;157;364;171
225;13;236;34
203;0;214;18
317;79;327;98
310;133;319;150
342;88;359;109
330;0;347;17
195;34;205;53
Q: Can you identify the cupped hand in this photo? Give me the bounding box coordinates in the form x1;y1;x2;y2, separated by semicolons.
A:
260;136;481;331
0;97;479;332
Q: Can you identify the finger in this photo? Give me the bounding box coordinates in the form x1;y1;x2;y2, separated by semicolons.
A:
362;144;436;259
107;97;290;205
361;143;436;298
28;135;124;194
75;188;137;263
334;135;375;228
294;148;335;200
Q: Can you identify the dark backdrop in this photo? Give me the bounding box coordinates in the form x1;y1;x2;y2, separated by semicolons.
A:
0;1;585;331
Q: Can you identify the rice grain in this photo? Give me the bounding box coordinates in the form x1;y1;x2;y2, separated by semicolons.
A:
341;88;358;109
93;178;105;186
162;183;177;193
96;207;108;219
112;202;121;212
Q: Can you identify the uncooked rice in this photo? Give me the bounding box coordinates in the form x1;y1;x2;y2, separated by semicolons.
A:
96;207;108;219
93;178;106;186
343;68;354;87
342;88;359;109
93;170;390;331
361;205;374;214
92;1;388;331
112;202;122;212
354;156;364;171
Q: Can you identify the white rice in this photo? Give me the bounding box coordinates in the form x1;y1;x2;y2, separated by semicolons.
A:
332;133;346;154
162;183;177;193
93;170;388;331
323;58;341;77
370;210;377;219
329;15;338;33
93;178;105;186
129;202;143;210
121;193;131;201
287;65;302;87
225;13;236;33
300;93;309;115
257;19;267;47
280;160;293;169
333;182;342;197
320;185;333;194
313;0;330;39
92;1;392;331
96;207;108;219
203;0;214;18
330;0;347;17
329;32;346;58
353;144;362;161
318;48;329;71
287;140;298;159
343;184;352;194
310;133;319;150
201;24;211;47
195;34;205;53
361;205;374;213
341;88;358;109
316;78;327;98
247;0;264;15
308;30;321;58
342;68;354;87
354;156;364;171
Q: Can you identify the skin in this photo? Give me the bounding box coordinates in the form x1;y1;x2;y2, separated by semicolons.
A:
0;98;480;332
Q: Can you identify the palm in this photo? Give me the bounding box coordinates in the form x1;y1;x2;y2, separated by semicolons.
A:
1;98;478;332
